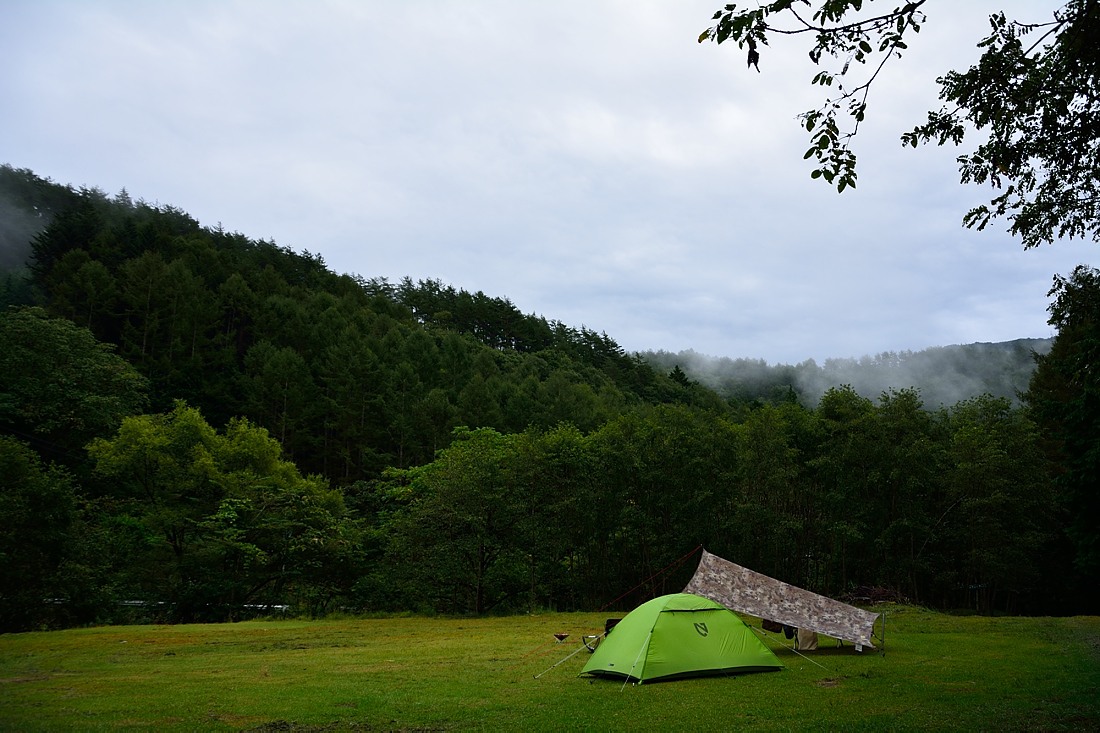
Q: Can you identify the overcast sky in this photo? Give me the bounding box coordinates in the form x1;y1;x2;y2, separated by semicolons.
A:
1;0;1091;364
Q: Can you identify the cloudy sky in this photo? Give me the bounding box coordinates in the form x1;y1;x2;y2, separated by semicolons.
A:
1;0;1090;363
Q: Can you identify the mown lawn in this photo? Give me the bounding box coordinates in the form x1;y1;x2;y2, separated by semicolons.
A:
0;606;1098;731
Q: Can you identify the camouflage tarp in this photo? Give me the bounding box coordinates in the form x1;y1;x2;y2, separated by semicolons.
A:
682;550;879;648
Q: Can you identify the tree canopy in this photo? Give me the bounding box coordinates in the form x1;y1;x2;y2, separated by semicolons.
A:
86;401;358;621
701;0;1100;247
0;306;148;458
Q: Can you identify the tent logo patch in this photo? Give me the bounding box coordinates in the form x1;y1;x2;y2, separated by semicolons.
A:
694;622;708;637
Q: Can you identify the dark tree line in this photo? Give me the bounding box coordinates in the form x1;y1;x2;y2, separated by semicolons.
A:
1;166;1097;630
1025;265;1100;585
391;276;655;394
364;390;1064;617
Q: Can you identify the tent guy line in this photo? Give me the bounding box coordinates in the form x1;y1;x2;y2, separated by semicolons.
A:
595;544;703;614
750;625;831;672
620;630;653;691
533;632;608;680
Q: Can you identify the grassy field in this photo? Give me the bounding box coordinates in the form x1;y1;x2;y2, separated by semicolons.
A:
1;606;1098;731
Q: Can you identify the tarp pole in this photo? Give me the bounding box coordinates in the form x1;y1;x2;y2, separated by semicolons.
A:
620;630;653;691
871;611;886;657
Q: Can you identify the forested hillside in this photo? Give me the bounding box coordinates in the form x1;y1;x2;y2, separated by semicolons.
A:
642;339;1052;409
1;165;1097;630
0;166;716;482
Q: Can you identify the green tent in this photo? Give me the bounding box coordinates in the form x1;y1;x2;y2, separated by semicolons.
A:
580;593;782;683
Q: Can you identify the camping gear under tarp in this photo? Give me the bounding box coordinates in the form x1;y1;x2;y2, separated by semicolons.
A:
580;593;782;683
683;550;880;649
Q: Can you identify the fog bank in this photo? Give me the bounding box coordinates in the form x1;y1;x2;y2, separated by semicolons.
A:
642;338;1053;408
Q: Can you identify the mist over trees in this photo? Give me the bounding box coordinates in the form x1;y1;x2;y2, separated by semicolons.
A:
0;164;1096;630
0;165;81;305
641;339;1052;409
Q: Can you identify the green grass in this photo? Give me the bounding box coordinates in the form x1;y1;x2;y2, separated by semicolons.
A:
1;606;1098;730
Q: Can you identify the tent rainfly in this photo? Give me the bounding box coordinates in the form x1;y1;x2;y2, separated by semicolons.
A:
580;593;782;683
682;550;882;650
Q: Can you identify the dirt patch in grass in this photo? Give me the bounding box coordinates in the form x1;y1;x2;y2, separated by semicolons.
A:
0;670;82;684
815;676;847;688
243;722;384;732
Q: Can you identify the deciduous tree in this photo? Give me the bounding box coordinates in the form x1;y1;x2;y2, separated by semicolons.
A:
701;0;1100;246
0;307;147;456
86;401;354;620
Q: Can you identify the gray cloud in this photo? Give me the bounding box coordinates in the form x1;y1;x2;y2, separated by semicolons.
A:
0;0;1085;363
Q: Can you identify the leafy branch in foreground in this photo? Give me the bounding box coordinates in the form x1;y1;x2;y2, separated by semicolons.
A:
702;1;1100;248
902;2;1100;248
701;0;929;193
